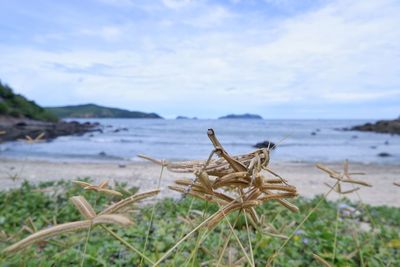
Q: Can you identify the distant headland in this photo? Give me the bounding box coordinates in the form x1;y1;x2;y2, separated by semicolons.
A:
0;81;98;142
218;113;263;119
46;104;163;119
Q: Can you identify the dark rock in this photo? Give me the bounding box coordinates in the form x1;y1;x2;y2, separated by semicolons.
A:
254;140;276;149
311;132;316;136
99;152;107;156
0;116;99;142
315;128;321;132
113;127;129;133
350;118;400;135
370;146;377;149
377;152;391;157
384;140;389;145
15;122;27;127
351;135;358;139
118;164;126;168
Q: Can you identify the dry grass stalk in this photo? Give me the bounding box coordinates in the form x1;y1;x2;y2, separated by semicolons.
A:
3;220;93;254
92;214;133;226
138;131;271;177
394;182;400;187
70;196;97;219
3;189;160;254
147;129;298;229
313;253;332;267
22;132;46;144
317;160;372;195
73;180;123;196
99;189;160;215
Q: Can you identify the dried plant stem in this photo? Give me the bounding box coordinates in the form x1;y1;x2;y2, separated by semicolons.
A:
351;227;365;267
267;182;337;265
186;229;210;266
332;197;341;263
99;189;160;215
3;220;93;253
313;253;332;267
187;201;211;266
80;222;93;267
152;208;222;266
172;197;196;264
224;214;254;267
101;225;154;265
139;165;164;266
216;216;240;266
244;211;255;266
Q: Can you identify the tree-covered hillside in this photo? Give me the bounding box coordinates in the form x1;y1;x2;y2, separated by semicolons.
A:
0;81;58;122
46;104;162;119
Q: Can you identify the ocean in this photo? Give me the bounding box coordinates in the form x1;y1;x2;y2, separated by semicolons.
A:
0;119;399;164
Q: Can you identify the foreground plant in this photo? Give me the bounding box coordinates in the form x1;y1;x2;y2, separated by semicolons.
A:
143;129;298;230
316;160;371;194
141;129;299;266
73;179;123;196
2;189;159;254
1;179;399;266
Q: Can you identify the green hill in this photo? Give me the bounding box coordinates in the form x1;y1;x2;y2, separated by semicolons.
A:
0;81;58;122
46;104;163;119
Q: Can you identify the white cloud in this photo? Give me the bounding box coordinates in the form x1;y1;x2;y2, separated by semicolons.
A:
0;0;399;118
79;26;124;42
184;6;236;28
162;0;194;9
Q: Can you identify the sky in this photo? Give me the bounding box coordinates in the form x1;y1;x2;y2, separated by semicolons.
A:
0;0;399;119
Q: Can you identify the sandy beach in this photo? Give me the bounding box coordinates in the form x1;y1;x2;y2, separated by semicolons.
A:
1;158;399;207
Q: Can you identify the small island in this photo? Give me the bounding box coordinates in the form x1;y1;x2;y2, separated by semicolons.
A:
46;104;163;119
176;116;198;120
218;113;263;120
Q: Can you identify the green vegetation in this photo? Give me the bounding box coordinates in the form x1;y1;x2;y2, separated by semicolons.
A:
0;81;58;122
1;179;398;266
46;104;163;119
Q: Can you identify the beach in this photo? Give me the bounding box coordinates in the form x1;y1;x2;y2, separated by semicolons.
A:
1;158;399;207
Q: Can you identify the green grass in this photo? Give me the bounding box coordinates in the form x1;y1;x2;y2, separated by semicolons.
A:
0;179;399;266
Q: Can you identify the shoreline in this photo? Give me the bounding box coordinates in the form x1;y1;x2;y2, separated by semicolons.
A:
0;158;399;207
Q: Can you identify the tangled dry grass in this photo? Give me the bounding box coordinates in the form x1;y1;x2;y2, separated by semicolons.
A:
141;129;298;229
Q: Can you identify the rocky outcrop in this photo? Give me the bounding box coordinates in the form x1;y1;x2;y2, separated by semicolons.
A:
350;118;400;135
253;140;276;149
0;116;99;142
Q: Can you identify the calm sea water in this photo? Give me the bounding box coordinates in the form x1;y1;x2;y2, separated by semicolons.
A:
0;119;399;164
